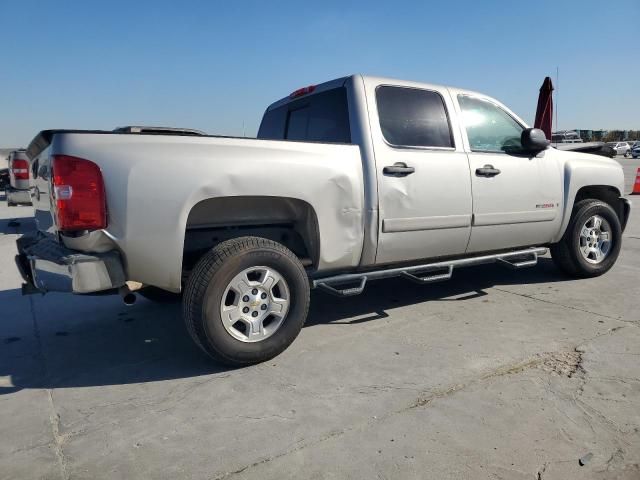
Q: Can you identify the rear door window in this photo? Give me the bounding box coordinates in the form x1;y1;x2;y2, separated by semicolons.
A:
376;86;454;148
258;87;351;143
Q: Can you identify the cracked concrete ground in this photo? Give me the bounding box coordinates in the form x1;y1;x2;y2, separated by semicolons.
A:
1;157;639;479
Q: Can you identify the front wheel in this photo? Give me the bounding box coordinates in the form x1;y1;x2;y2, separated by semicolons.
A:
183;236;310;366
550;199;622;278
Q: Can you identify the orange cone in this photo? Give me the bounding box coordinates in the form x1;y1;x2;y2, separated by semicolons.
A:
633;168;640;195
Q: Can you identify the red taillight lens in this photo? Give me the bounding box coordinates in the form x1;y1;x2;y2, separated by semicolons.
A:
12;159;29;180
52;155;107;231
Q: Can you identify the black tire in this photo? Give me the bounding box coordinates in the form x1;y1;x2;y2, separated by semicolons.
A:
138;286;182;303
183;236;310;366
550;199;622;278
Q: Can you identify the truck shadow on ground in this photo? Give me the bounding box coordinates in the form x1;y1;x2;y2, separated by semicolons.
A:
0;258;574;393
0;216;37;235
305;258;570;326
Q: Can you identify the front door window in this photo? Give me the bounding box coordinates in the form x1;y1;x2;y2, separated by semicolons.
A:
458;95;524;153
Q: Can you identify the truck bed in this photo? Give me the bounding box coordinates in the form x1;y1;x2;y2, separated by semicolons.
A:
28;130;365;291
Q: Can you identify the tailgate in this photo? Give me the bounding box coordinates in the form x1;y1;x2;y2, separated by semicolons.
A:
27;129;110;234
28;135;55;233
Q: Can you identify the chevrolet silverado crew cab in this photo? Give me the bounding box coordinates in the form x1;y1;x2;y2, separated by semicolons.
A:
17;75;631;366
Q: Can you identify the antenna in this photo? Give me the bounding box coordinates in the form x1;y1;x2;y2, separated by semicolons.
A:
242;120;246;137
555;66;559;134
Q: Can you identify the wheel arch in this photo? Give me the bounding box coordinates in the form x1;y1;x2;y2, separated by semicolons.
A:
182;196;321;278
556;184;624;241
574;185;622;210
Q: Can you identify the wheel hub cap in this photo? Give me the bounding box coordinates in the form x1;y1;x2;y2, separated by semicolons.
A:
220;266;290;343
579;215;612;264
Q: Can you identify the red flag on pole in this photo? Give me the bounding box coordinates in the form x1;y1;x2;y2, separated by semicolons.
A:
534;77;554;140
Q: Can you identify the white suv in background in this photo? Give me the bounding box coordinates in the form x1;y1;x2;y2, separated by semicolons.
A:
609;142;631;156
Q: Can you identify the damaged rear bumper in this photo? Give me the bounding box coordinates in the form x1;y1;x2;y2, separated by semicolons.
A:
16;233;126;295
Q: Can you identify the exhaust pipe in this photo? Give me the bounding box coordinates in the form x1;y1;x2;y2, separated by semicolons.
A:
119;285;137;306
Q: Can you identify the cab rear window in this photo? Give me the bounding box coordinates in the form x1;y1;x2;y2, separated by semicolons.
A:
258;87;351;143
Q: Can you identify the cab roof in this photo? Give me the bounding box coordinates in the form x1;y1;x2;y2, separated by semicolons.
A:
265;74;527;127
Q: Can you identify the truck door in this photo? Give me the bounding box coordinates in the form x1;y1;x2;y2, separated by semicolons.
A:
455;94;563;253
367;83;473;265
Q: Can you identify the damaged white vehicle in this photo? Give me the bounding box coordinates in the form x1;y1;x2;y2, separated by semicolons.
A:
17;75;630;365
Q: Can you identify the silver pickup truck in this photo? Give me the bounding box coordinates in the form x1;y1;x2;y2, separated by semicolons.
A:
16;75;631;365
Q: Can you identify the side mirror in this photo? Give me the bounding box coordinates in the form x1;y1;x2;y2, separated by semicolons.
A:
521;128;550;153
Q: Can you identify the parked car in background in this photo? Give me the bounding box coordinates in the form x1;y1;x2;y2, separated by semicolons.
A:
608;142;630;156
631;142;640;159
17;74;631;365
6;149;32;206
551;130;583;143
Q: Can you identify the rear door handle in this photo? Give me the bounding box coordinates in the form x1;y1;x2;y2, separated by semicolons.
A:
475;164;501;177
383;162;415;177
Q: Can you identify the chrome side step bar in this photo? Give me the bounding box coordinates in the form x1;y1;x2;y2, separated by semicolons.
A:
313;247;547;297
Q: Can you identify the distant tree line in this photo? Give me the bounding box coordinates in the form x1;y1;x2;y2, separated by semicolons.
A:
603;130;640;142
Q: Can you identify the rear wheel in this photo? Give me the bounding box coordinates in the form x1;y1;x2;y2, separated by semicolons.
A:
550;199;622;278
183;236;310;366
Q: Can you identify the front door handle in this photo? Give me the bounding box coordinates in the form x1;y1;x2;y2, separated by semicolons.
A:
383;162;415;177
475;164;501;177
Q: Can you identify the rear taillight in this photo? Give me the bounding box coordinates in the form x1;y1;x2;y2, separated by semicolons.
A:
12;159;29;180
52;155;107;231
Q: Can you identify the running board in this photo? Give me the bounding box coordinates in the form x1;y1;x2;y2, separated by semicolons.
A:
401;265;453;284
312;247;546;297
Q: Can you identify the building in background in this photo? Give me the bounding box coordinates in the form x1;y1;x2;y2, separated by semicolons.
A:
568;130;609;142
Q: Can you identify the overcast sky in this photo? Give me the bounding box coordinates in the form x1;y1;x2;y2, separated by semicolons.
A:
1;0;638;147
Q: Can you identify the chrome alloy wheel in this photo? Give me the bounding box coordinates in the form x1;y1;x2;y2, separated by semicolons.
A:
219;266;290;343
579;215;612;264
